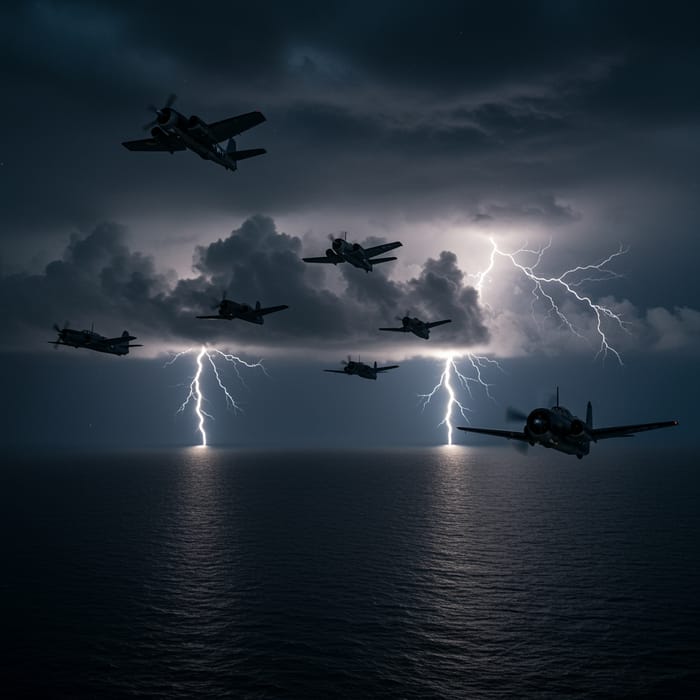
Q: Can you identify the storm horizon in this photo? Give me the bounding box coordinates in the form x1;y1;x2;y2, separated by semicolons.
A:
2;1;697;449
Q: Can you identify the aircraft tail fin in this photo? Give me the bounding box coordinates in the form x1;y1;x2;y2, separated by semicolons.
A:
122;330;130;338
556;386;560;407
586;401;593;430
255;300;261;311
230;146;266;162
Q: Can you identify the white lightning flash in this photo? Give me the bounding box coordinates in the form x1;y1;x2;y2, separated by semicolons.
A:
420;238;629;445
165;345;265;447
419;352;500;445
476;238;630;363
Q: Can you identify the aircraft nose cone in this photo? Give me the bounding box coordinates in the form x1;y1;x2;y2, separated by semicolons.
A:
527;410;550;435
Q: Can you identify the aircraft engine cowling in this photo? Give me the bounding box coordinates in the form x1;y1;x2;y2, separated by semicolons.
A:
352;243;361;251
156;108;179;128
570;419;586;437
326;248;336;258
527;409;551;436
188;115;205;128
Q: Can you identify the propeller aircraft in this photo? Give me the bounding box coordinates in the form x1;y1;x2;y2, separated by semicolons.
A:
196;294;289;325
324;356;399;380
49;323;142;356
458;387;678;459
303;233;402;272
379;314;452;339
122;94;266;171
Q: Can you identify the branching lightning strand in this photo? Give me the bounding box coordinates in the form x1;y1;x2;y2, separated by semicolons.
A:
420;237;628;445
418;353;500;446
164;345;265;447
476;238;630;363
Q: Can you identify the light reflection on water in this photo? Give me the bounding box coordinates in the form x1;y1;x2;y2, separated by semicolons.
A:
2;446;699;698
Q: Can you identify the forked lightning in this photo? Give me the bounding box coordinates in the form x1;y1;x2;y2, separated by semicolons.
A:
165;346;265;447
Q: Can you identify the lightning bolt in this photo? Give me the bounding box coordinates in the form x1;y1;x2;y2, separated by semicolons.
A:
419;352;501;445
165;345;265;447
475;238;630;364
421;238;628;445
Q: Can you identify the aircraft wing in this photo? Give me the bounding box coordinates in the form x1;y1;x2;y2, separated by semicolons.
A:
375;365;399;372
258;305;289;316
104;335;137;343
591;420;679;440
303;254;344;264
122;137;186;152
378;327;408;332
363;241;403;258
458;427;530;442
206;111;266;142
427;319;452;329
196;315;227;320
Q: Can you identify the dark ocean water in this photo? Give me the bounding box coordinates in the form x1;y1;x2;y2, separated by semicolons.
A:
2;446;699;699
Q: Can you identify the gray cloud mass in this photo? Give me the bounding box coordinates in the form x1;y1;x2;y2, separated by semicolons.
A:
1;215;489;353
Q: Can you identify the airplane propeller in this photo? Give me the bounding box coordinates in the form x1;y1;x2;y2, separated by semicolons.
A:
142;93;177;131
504;407;529;453
52;321;69;348
506;406;528;422
211;289;227;310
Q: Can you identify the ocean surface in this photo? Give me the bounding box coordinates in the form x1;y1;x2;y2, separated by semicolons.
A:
2;446;699;698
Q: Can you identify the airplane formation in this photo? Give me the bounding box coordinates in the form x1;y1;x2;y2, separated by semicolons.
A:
51;97;679;457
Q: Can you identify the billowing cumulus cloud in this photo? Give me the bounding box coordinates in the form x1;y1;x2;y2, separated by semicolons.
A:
0;216;490;355
3;214;698;362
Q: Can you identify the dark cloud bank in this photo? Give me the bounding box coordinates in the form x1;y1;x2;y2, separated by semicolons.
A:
2;215;489;353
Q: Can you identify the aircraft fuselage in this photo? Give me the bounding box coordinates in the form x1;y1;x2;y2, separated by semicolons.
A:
153;108;238;170
342;362;379;380
54;329;131;355
330;239;375;271
401;317;431;339
217;301;264;324
522;406;592;458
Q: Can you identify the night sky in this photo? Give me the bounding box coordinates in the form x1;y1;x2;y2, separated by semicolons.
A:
2;1;698;449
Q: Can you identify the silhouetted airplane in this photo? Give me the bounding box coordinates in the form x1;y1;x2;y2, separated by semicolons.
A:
196;294;288;325
49;323;142;356
324;357;399;380
303;233;402;272
458;387;678;459
122;94;266;171
379;314;451;339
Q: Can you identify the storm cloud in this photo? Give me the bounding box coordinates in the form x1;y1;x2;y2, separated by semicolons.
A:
1;215;490;354
2;2;699;447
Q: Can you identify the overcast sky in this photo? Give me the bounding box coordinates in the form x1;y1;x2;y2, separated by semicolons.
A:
2;1;698;449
